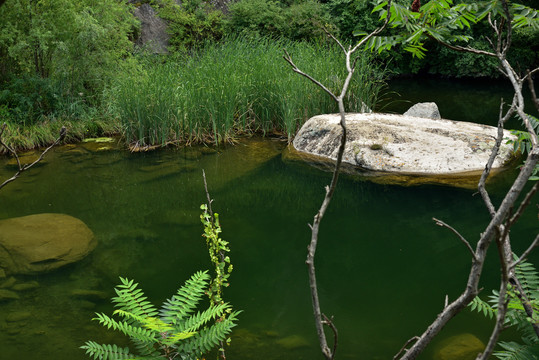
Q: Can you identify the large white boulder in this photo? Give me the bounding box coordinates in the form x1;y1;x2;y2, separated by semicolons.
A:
290;113;518;187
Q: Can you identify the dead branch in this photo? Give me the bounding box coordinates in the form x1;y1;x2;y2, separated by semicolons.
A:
508;182;538;226
397;3;539;355
478;97;517;217
393;336;419;360
433;218;477;260
0;124;66;190
284;2;392;358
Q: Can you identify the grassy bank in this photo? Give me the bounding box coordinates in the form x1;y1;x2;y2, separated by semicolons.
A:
106;36;386;148
1;36;386;151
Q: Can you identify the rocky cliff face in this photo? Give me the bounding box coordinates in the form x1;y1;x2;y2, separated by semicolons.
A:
133;3;170;54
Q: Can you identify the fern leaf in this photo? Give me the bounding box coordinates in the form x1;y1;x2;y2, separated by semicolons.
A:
469;296;497;319
111;277;159;320
80;341;134;360
93;312;157;344
176;310;240;355
495;341;539;360
177;302;232;333
160;271;210;325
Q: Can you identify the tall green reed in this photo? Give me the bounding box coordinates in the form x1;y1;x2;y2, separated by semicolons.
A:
105;36;386;147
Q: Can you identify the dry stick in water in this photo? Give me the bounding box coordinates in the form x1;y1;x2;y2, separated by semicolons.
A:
283;3;391;358
397;2;539;358
0;123;66;190
202;169;227;360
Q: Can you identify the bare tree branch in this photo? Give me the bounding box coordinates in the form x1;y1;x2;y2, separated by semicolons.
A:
526;68;539;111
0;123;66;190
284;2;393;358
477;228;512;360
433;218;477;260
508;182;539;226
282;50;338;102
478;97;517;217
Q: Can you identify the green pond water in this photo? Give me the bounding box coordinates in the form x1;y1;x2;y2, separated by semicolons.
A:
0;77;537;360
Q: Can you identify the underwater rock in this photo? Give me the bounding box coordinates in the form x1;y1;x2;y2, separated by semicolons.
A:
12;281;39;292
6;311;32;322
0;213;96;275
276;334;310;350
290;113;518;188
5;151;45;168
0;268;5;279
70;289;108;300
434;333;485;360
0;276;16;289
0;289;19;301
80;138;117;152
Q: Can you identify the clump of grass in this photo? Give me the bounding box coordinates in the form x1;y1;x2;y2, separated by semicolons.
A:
105;36;386;147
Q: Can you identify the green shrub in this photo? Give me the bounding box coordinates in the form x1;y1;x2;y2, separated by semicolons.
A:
225;0;286;39
158;0;224;51
0;76;59;126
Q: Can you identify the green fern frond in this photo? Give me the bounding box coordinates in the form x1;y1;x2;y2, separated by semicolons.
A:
131;338;160;358
515;260;539;298
112;277;158;320
177;310;240;355
470;295;497;319
177;302;232;333
494;341;539;360
80;341;134;360
160;271;210;325
93;313;157;344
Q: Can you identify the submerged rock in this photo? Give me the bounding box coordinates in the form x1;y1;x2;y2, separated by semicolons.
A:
0;213;96;275
434;333;485;360
12;281;39;292
0;289;19;301
290;113;518;188
6;311;32;322
276;334;310;350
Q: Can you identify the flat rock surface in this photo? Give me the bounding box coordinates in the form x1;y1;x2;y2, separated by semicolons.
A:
0;213;96;275
293;113;517;175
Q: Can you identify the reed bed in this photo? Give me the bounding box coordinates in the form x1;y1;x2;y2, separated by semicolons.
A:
105;36;386;147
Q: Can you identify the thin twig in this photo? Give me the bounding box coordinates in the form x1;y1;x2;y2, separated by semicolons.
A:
393;336;419;360
282;50;338;102
433;218;477;260
508;182;538;226
202;169;214;222
322;314;338;359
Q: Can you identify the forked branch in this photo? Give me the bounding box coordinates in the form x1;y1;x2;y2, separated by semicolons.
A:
0;123;66;190
283;2;392;358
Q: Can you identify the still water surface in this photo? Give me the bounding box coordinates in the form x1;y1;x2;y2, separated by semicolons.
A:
0;77;537;360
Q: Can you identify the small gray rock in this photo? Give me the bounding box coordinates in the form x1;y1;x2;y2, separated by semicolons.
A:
404;102;441;119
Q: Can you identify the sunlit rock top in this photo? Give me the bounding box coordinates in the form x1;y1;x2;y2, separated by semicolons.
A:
290;111;518;187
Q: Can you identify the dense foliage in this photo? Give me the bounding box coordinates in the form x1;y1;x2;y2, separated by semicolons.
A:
1;0;538;150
